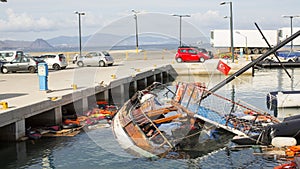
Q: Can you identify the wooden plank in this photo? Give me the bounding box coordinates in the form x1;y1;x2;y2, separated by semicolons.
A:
124;123;152;150
153;114;182;124
146;106;178;117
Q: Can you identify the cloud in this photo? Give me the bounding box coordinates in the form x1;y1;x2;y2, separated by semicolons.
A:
0;8;106;36
0;8;56;32
189;10;225;29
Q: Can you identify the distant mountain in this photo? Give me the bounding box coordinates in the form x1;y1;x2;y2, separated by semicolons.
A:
29;38;53;49
0;33;209;52
47;35;91;47
0;40;31;50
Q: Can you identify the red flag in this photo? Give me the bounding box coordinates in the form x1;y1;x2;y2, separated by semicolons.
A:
217;60;231;75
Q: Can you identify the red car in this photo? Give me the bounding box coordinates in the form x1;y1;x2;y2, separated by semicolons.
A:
175;46;211;63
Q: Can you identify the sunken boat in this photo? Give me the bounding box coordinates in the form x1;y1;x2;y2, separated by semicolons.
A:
112;82;279;158
112;82;207;158
112;29;300;157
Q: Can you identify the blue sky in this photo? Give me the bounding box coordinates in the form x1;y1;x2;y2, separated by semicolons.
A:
0;0;300;41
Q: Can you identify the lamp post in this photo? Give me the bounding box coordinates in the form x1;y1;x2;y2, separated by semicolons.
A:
172;14;191;47
282;15;300;51
132;10;140;54
236;31;248;52
220;1;234;63
74;11;85;58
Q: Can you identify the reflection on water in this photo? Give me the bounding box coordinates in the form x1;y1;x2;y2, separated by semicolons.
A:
1;68;300;168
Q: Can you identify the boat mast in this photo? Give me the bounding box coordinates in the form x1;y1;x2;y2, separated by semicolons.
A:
204;29;300;98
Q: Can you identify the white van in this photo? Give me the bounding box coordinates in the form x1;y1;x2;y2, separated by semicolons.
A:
0;50;24;62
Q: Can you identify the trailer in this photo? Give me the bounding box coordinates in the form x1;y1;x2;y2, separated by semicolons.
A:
210;29;279;54
278;27;300;47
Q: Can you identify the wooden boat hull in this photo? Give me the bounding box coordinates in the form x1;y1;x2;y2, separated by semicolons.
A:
112;108;158;158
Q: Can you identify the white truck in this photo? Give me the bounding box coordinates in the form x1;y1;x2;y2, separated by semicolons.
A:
210;29;279;54
278;27;300;47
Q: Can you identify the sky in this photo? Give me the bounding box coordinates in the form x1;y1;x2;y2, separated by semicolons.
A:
0;0;300;41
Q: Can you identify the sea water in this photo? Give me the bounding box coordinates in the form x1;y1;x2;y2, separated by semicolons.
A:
1;68;300;169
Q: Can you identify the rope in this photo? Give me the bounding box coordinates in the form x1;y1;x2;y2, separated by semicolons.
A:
200;88;280;123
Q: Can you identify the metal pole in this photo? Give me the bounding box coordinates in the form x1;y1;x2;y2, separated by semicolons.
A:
290;16;293;51
282;15;300;51
74;11;85;57
78;14;82;57
220;1;234;62
134;14;139;53
172;14;191;47
229;2;234;63
179;16;182;46
132;10;139;54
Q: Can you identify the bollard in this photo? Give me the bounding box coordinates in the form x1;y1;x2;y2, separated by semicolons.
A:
111;74;116;79
71;84;77;90
143;51;147;60
125;51;128;60
0;101;8;110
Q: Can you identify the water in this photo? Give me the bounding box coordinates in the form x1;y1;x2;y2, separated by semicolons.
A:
1;68;300;169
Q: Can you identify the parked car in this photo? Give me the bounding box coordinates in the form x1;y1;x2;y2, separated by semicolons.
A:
39;53;68;70
0;50;24;62
193;47;214;59
1;56;42;74
77;51;114;67
175;46;211;63
0;60;7;71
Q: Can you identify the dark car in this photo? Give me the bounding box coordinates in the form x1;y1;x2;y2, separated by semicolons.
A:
0;60;7;70
193;47;214;59
175;46;211;63
1;56;42;73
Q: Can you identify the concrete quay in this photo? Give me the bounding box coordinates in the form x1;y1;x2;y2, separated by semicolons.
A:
0;51;253;141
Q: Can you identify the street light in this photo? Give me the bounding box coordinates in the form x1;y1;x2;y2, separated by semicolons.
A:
220;1;234;63
172;14;191;47
282;15;300;51
74;11;85;58
132;9;140;54
235;31;248;53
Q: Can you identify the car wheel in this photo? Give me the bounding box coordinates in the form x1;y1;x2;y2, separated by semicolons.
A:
61;67;66;70
176;58;182;63
77;61;84;67
99;61;106;67
28;66;36;73
53;64;61;70
1;67;9;74
199;57;205;63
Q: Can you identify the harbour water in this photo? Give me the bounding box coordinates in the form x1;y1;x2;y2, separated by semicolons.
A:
1;68;300;169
